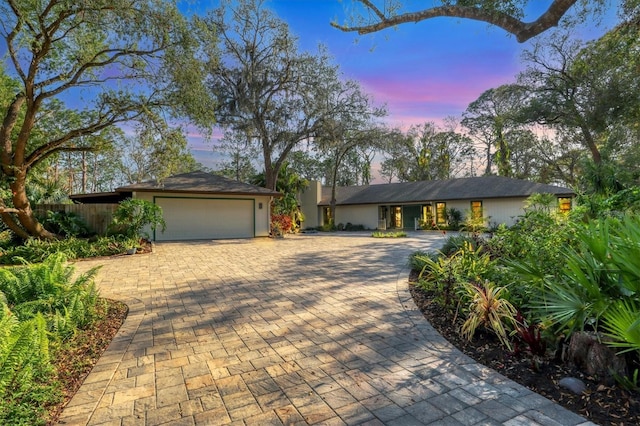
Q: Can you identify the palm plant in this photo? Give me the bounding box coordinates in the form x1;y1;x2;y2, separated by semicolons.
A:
601;299;640;354
528;216;640;342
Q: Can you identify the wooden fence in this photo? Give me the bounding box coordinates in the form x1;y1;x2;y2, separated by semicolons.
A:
35;204;118;235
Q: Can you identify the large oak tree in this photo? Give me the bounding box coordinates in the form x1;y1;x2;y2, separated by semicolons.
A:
332;0;608;42
199;0;381;192
0;0;204;239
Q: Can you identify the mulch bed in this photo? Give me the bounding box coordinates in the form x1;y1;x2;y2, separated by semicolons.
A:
47;298;128;425
409;277;640;426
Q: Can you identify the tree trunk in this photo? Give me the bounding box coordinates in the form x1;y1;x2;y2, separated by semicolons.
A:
81;151;88;193
9;171;56;240
581;126;602;165
0;209;29;240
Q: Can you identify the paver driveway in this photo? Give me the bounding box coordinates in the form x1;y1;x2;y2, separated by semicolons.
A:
59;233;592;426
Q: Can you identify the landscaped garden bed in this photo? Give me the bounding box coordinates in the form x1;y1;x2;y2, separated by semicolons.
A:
408;195;640;426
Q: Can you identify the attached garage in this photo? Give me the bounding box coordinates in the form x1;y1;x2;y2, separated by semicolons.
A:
154;197;255;241
115;171;280;241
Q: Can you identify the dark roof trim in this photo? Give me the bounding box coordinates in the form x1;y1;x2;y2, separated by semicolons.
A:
116;171;281;197
319;176;575;206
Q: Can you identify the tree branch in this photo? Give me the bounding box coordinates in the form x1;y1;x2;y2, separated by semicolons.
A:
331;0;579;43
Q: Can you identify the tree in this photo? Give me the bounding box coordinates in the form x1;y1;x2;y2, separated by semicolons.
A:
462;84;528;177
517;29;640;191
288;150;327;183
0;0;202;239
314;78;386;222
215;130;258;183
197;0;341;192
331;0;607;42
380;121;475;182
116;119;200;185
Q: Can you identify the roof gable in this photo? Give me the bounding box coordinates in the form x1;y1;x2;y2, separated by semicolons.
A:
116;171;281;197
320;176;574;205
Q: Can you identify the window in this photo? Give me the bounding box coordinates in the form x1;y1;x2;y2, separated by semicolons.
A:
558;197;572;213
422;204;433;225
470;201;483;219
391;206;402;228
436;202;447;225
322;206;332;224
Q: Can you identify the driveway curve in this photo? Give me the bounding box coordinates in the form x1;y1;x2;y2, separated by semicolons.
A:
59;233;592;425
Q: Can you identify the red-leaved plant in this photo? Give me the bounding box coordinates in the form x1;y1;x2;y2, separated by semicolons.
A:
513;311;547;357
271;214;294;236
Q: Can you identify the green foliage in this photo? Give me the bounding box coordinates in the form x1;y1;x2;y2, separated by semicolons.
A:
39;211;91;237
108;199;166;239
613;368;639;392
460;280;517;350
333;222;366;231
415;252;459;309
601;299;640;354
0;303;60;425
486;209;573;276
0;253;101;338
409;250;439;271
515;215;640;341
0;235;139;265
440;234;479;257
371;231;407;238
446;208;463;230
0;253;104;423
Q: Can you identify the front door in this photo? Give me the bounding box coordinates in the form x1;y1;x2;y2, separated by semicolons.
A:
402;205;421;230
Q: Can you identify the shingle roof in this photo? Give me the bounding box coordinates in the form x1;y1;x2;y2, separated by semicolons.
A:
116;171;281;197
319;176;574;206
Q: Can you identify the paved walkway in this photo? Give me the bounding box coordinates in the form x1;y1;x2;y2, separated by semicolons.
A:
59;233;593;426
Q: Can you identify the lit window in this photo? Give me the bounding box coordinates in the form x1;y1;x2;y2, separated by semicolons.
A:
436;202;447;225
471;201;483;219
558;197;572;213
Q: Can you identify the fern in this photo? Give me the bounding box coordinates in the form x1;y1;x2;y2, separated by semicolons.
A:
0;254;101;339
0;310;50;401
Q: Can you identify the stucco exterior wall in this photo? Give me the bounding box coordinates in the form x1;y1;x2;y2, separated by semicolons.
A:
427;198;528;227
334;205;379;229
299;181;321;230
481;198;528;227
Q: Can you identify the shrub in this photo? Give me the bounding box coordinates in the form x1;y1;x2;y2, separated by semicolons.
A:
344;223;365;231
0;235;139;265
446;208;463;230
39;211;91;237
0;254;103;424
409;250;439;271
0;306;57;425
271;213;294;236
440;234;478;257
108;199;165;239
516;215;640;346
372;231;406;238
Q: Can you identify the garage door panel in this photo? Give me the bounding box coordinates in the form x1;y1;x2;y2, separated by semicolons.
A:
156;198;254;241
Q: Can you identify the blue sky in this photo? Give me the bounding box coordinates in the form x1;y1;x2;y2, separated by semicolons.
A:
189;0;618;167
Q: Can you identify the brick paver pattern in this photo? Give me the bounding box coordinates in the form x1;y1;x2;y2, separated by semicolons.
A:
59;233;595;425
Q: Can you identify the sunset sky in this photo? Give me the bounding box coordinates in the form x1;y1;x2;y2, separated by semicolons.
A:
189;0;618;168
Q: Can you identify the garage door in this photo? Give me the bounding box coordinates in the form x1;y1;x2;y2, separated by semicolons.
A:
155;198;254;241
